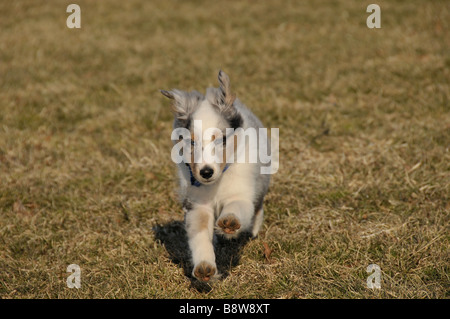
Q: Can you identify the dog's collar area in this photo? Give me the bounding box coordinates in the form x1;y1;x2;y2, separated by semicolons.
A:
185;163;230;187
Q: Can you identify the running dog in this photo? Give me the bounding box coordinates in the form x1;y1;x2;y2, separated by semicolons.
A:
161;71;271;282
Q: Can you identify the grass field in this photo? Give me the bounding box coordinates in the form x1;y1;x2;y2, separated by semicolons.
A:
0;0;449;298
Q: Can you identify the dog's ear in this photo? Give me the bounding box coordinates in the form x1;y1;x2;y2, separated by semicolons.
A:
160;89;203;126
160;90;175;100
217;70;236;107
206;71;242;129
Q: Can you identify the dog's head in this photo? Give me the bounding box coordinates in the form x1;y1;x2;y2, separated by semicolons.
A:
161;71;242;185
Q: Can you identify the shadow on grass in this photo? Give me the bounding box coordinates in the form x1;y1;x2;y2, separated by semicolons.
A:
153;220;252;292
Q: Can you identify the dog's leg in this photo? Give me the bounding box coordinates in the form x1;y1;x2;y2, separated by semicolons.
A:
216;199;254;239
251;207;264;238
185;206;217;281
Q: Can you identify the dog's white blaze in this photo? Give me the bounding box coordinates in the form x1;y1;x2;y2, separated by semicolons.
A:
191;102;227;171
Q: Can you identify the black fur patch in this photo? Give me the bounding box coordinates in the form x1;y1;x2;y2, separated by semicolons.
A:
182;198;193;211
228;113;243;130
174;116;191;130
253;194;264;214
184;117;191;130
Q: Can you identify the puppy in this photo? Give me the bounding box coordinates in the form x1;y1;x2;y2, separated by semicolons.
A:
161;71;271;282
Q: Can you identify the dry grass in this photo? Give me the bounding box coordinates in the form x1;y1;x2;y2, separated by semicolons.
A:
0;0;449;298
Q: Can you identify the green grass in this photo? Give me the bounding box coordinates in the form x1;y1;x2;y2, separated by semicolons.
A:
0;0;449;298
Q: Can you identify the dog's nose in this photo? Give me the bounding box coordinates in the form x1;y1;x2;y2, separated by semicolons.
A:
200;167;214;179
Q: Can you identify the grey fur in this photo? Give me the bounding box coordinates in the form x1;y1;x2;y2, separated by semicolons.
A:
232;98;271;215
160;89;204;129
217;70;236;107
182;198;193;212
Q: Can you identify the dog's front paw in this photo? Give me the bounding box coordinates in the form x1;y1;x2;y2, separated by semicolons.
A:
193;261;217;282
217;214;241;235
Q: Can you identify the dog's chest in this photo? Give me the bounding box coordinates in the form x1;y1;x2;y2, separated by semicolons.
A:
185;165;254;212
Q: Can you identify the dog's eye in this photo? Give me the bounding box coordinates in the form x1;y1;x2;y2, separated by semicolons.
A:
191;140;196;146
